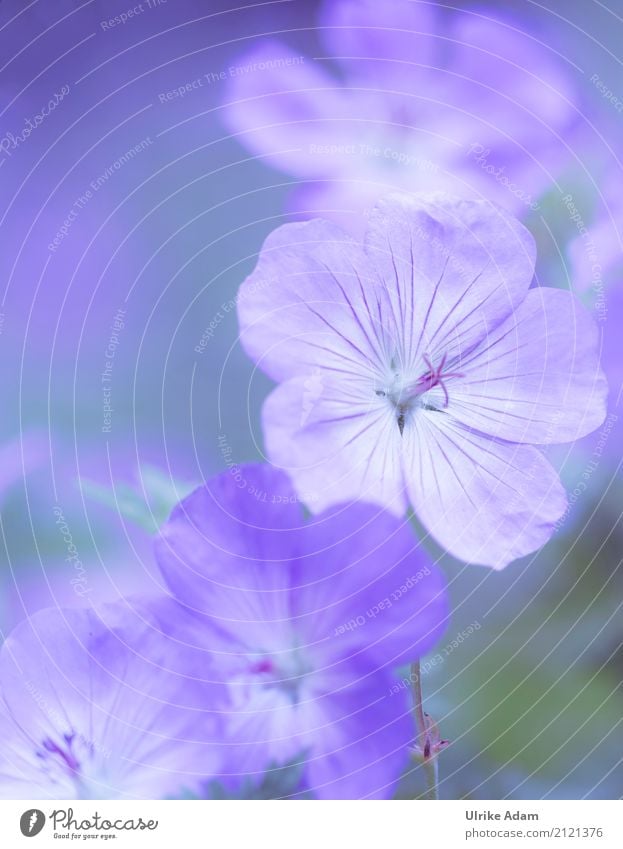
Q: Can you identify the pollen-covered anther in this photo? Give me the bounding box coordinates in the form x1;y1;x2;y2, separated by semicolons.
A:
378;352;464;435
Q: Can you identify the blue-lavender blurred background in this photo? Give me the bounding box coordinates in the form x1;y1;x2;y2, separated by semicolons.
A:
0;0;621;799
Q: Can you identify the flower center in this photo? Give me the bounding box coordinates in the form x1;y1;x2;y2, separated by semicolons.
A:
250;645;313;704
35;731;108;798
375;352;463;434
40;733;82;774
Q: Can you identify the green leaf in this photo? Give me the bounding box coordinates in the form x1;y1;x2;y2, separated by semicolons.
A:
204;752;311;800
80;464;195;533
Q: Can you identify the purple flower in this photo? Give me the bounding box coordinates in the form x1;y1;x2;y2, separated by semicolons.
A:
565;182;623;468
568;176;623;300
223;1;578;225
237;194;607;568
0;604;225;799
155;464;449;799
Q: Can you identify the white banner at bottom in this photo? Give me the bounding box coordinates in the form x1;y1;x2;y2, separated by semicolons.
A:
0;800;621;848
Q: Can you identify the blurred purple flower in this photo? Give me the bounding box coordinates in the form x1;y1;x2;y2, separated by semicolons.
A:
155;464;448;799
565;180;623;468
237;194;607;568
567;174;623;298
0;604;225;799
223;0;578;226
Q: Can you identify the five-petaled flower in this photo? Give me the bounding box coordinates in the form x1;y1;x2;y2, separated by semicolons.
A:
237;194;607;568
223;0;578;226
0;605;225;799
155;464;449;799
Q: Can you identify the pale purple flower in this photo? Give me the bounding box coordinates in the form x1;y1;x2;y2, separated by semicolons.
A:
0;604;225;799
237;194;607;568
155;464;449;799
223;0;578;226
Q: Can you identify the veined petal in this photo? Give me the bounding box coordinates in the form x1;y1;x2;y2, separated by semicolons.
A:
262;377;408;515
404;415;567;569
238;219;391;383
364;193;536;366
448;288;608;444
0;606;223;799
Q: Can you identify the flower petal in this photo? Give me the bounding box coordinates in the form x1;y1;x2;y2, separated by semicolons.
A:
303;668;413;799
155;466;302;650
223;41;361;178
222;665;413;799
262;377;408;515
291;503;449;668
216;686;312;791
404;415;567;568
0;606;223;799
447;288;608;444
317;0;437;84
238;218;391;383
449;13;576;147
364;193;536;364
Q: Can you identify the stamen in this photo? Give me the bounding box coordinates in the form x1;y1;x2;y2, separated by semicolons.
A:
376;351;464;435
250;658;275;675
413;352;464;410
397;409;406;436
41;734;81;774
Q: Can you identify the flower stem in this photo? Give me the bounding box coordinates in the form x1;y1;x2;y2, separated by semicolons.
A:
410;660;439;800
